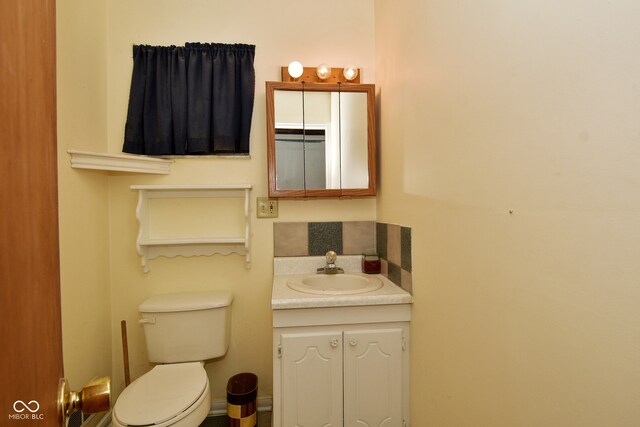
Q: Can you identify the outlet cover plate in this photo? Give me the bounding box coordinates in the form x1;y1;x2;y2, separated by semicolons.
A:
257;197;279;218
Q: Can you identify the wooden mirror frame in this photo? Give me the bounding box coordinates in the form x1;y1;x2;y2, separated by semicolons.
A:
266;81;376;198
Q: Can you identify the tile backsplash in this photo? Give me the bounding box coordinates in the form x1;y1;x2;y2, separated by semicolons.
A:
274;221;412;293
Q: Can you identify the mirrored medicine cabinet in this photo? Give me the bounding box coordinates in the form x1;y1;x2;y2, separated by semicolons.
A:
266;81;376;198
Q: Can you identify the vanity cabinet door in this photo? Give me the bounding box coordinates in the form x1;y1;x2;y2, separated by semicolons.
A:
281;331;344;427
344;328;404;427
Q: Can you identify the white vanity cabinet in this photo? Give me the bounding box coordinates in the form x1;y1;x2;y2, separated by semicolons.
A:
272;303;411;427
343;328;404;426
280;330;344;426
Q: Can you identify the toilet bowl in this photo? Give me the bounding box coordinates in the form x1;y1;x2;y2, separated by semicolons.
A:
112;363;210;427
112;291;233;427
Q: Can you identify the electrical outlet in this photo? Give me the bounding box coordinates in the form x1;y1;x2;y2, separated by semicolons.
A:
257;197;279;218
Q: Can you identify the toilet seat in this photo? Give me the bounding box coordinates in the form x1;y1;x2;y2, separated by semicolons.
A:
113;362;209;427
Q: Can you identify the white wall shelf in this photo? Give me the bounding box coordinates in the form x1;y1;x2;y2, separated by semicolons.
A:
131;184;252;272
68;150;173;174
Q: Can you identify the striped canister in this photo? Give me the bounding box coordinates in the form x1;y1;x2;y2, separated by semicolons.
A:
227;373;258;427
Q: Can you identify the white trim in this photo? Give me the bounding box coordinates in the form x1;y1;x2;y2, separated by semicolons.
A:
93;398;271;425
67;150;173;174
209;396;273;416
82;410;111;427
130;184;252;191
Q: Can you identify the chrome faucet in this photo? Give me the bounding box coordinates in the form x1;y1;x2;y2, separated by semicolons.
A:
317;250;344;274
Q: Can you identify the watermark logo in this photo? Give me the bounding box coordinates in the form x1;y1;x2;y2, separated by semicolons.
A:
12;401;39;413
9;400;43;421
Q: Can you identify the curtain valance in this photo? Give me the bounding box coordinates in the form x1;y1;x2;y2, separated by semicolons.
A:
123;43;255;155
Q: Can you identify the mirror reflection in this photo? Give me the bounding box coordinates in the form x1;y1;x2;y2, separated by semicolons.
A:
269;83;374;197
274;90;339;190
275;128;328;190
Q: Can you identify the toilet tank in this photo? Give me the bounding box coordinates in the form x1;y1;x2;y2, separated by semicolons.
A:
138;291;233;364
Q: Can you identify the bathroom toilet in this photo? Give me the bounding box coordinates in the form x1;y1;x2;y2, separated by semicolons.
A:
112;291;233;427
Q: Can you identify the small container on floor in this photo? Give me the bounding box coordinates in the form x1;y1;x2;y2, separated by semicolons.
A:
227;373;258;427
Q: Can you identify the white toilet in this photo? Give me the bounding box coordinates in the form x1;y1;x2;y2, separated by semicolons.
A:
112;291;233;427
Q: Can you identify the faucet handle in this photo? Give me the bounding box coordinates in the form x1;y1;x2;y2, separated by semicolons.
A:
325;250;337;264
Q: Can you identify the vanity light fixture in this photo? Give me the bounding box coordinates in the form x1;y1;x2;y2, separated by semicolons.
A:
280;63;360;83
316;64;332;80
343;65;359;81
287;61;304;79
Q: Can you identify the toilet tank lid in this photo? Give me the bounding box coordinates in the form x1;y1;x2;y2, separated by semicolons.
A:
139;291;233;313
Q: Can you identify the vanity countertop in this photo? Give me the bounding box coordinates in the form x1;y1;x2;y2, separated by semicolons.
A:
271;256;412;310
272;272;412;310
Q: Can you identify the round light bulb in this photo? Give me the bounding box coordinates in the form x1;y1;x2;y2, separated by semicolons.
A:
343;65;359;81
288;61;303;79
316;64;332;80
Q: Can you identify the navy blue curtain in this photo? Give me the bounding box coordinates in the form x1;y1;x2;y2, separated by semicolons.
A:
123;43;255;155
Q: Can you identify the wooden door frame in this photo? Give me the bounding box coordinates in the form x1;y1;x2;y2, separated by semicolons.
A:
0;0;64;425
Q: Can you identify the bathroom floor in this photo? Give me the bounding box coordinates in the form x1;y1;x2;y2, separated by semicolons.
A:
199;411;271;427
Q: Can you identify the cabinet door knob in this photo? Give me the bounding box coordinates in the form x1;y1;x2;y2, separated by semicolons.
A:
330;338;339;348
349;339;358;347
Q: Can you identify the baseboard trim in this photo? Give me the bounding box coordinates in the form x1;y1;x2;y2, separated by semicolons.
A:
209;396;273;416
86;398;272;423
82;410;111;427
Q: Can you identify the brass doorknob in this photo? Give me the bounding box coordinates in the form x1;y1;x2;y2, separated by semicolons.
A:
58;376;111;426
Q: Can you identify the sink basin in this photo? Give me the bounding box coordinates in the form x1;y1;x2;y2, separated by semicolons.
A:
287;274;383;295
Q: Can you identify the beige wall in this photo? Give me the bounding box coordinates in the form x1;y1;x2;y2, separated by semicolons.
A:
57;1;640;423
375;1;640;425
102;0;377;401
57;0;112;390
57;0;376;406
